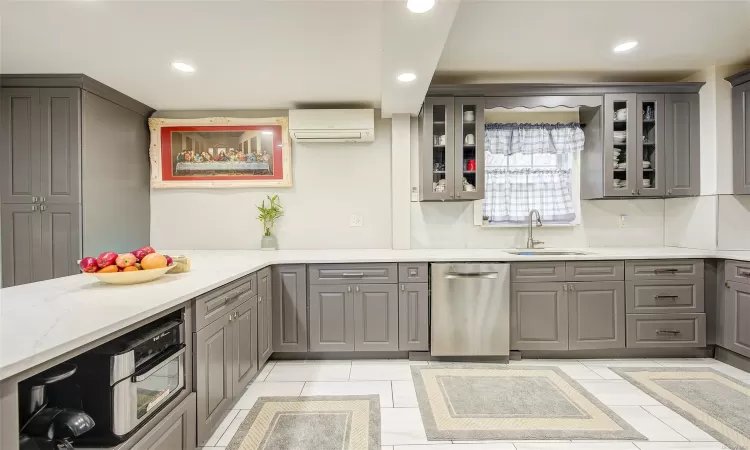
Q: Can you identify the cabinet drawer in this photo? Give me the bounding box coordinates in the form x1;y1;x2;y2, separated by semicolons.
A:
566;261;624;282
626;280;704;314
725;260;750;285
309;263;398;285
194;273;257;331
398;263;428;283
625;260;703;280
626;313;706;348
510;262;566;283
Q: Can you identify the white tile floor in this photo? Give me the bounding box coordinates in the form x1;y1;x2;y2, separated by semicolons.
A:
199;358;750;450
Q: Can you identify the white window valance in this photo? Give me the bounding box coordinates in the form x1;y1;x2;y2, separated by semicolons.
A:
484;122;584;155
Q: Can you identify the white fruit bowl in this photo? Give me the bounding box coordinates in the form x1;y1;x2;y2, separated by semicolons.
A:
87;266;173;285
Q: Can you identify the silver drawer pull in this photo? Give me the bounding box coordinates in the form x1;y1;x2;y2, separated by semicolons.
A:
654;268;679;274
738;271;750;278
656;329;681;335
654;295;679;300
341;272;365;277
445;272;499;279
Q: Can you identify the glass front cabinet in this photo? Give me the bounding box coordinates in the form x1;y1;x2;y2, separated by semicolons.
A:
419;97;485;201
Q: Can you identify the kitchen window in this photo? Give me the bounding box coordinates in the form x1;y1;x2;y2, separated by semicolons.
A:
479;122;583;226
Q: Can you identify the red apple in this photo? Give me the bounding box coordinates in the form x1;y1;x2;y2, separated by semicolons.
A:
138;246;155;255
116;253;136;268
132;249;148;262
96;251;118;268
165;255;173;266
79;257;98;273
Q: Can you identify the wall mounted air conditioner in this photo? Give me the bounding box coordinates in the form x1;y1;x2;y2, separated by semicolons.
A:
289;109;375;142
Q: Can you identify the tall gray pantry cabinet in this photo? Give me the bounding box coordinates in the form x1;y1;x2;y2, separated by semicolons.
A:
0;75;153;287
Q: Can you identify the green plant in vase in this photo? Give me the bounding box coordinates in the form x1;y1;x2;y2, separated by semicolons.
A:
257;195;283;250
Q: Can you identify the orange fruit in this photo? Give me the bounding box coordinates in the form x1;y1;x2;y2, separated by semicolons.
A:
141;253;168;270
97;265;118;273
122;266;139;272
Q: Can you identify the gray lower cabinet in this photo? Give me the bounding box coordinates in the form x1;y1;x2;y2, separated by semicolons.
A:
665;93;700;196
626;313;706;348
195;314;232;446
398;283;429;351
231;298;258;396
38;203;81;281
724;281;750;358
354;284;398;351
568;282;625;350
309;285;354;352
272;265;308;352
257;267;273;365
511;283;568;351
133;393;196;450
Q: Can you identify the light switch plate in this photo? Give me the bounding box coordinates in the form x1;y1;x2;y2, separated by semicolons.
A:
349;215;363;227
619;215;629;227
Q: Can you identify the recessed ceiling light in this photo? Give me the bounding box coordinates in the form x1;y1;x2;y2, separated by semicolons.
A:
397;72;417;83
171;61;195;73
262;131;273;135
613;41;638;53
407;0;434;13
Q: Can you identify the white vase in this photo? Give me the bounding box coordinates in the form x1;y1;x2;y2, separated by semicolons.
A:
261;235;277;251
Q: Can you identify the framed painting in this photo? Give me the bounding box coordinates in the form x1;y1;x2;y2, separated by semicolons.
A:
148;116;292;188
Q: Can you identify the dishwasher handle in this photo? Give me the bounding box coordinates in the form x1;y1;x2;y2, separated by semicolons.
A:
444;272;499;279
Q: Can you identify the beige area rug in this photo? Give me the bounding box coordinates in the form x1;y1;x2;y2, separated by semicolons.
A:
412;365;645;441
613;367;750;450
226;395;380;450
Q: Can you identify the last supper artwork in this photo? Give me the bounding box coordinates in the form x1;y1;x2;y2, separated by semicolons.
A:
148;117;292;188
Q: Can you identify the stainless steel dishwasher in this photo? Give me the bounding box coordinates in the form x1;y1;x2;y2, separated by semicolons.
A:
430;263;510;357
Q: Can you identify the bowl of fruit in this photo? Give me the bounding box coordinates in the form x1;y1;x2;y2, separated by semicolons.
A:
79;246;176;285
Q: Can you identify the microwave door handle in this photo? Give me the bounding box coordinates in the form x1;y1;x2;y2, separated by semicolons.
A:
133;345;186;382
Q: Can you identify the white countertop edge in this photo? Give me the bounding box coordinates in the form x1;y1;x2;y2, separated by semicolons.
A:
2;246;748;381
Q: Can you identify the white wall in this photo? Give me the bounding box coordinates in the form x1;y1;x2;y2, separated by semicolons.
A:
151;110;392;250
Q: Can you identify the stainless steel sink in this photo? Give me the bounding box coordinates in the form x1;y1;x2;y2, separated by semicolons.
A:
506;250;590;256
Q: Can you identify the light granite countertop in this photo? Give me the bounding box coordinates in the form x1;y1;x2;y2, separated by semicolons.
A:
2;246;750;381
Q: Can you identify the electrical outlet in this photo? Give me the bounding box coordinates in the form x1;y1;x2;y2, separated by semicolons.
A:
349;214;363;227
619;215;629;228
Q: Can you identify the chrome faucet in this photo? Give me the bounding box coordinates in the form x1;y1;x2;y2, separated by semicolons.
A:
526;209;544;249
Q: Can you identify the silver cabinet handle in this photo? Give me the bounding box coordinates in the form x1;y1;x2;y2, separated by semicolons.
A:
667;189;672;195
654;295;678;300
726;281;731;289
347;286;351;292
31;205;39;211
654;268;678;274
229;313;233;321
258;296;262;303
401;284;405;291
341;272;364;277
39;196;46;202
40;205;47;211
632;189;636;195
569;284;575;291
563;284;568;291
445;272;499;279
656;329;681;335
356;285;360;292
32;196;39;202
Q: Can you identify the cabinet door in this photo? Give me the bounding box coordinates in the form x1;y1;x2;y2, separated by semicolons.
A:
732;82;750;194
603;94;637;197
37;203;81;282
232;298;258;396
0;204;41;287
39;88;81;204
133;393;196;450
398;283;429;351
1;88;41;204
420;97;455;201
636;94;665;196
511;283;568;350
454;97;485;200
568;282;625;350
309;285;354;352
354;284;399;351
665;93;700;196
257;267;273;365
194;314;232;446
272;265;308;352
725;281;750;358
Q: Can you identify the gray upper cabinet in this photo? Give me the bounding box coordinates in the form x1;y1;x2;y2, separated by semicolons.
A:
636;94;666;196
568;282;625;350
195;314;232;446
257;268;273;366
309;285;354;352
728;70;750;194
231;297;258;397
272;265;308;352
399;283;429;351
1;88;40;204
1;204;41;287
511;282;568;351
665;93;700;196
604;93;637;197
419;97;485;201
39;88;81;204
354;284;399;351
724;280;750;358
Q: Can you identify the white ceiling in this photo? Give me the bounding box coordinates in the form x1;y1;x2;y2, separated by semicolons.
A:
2;1;749;114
